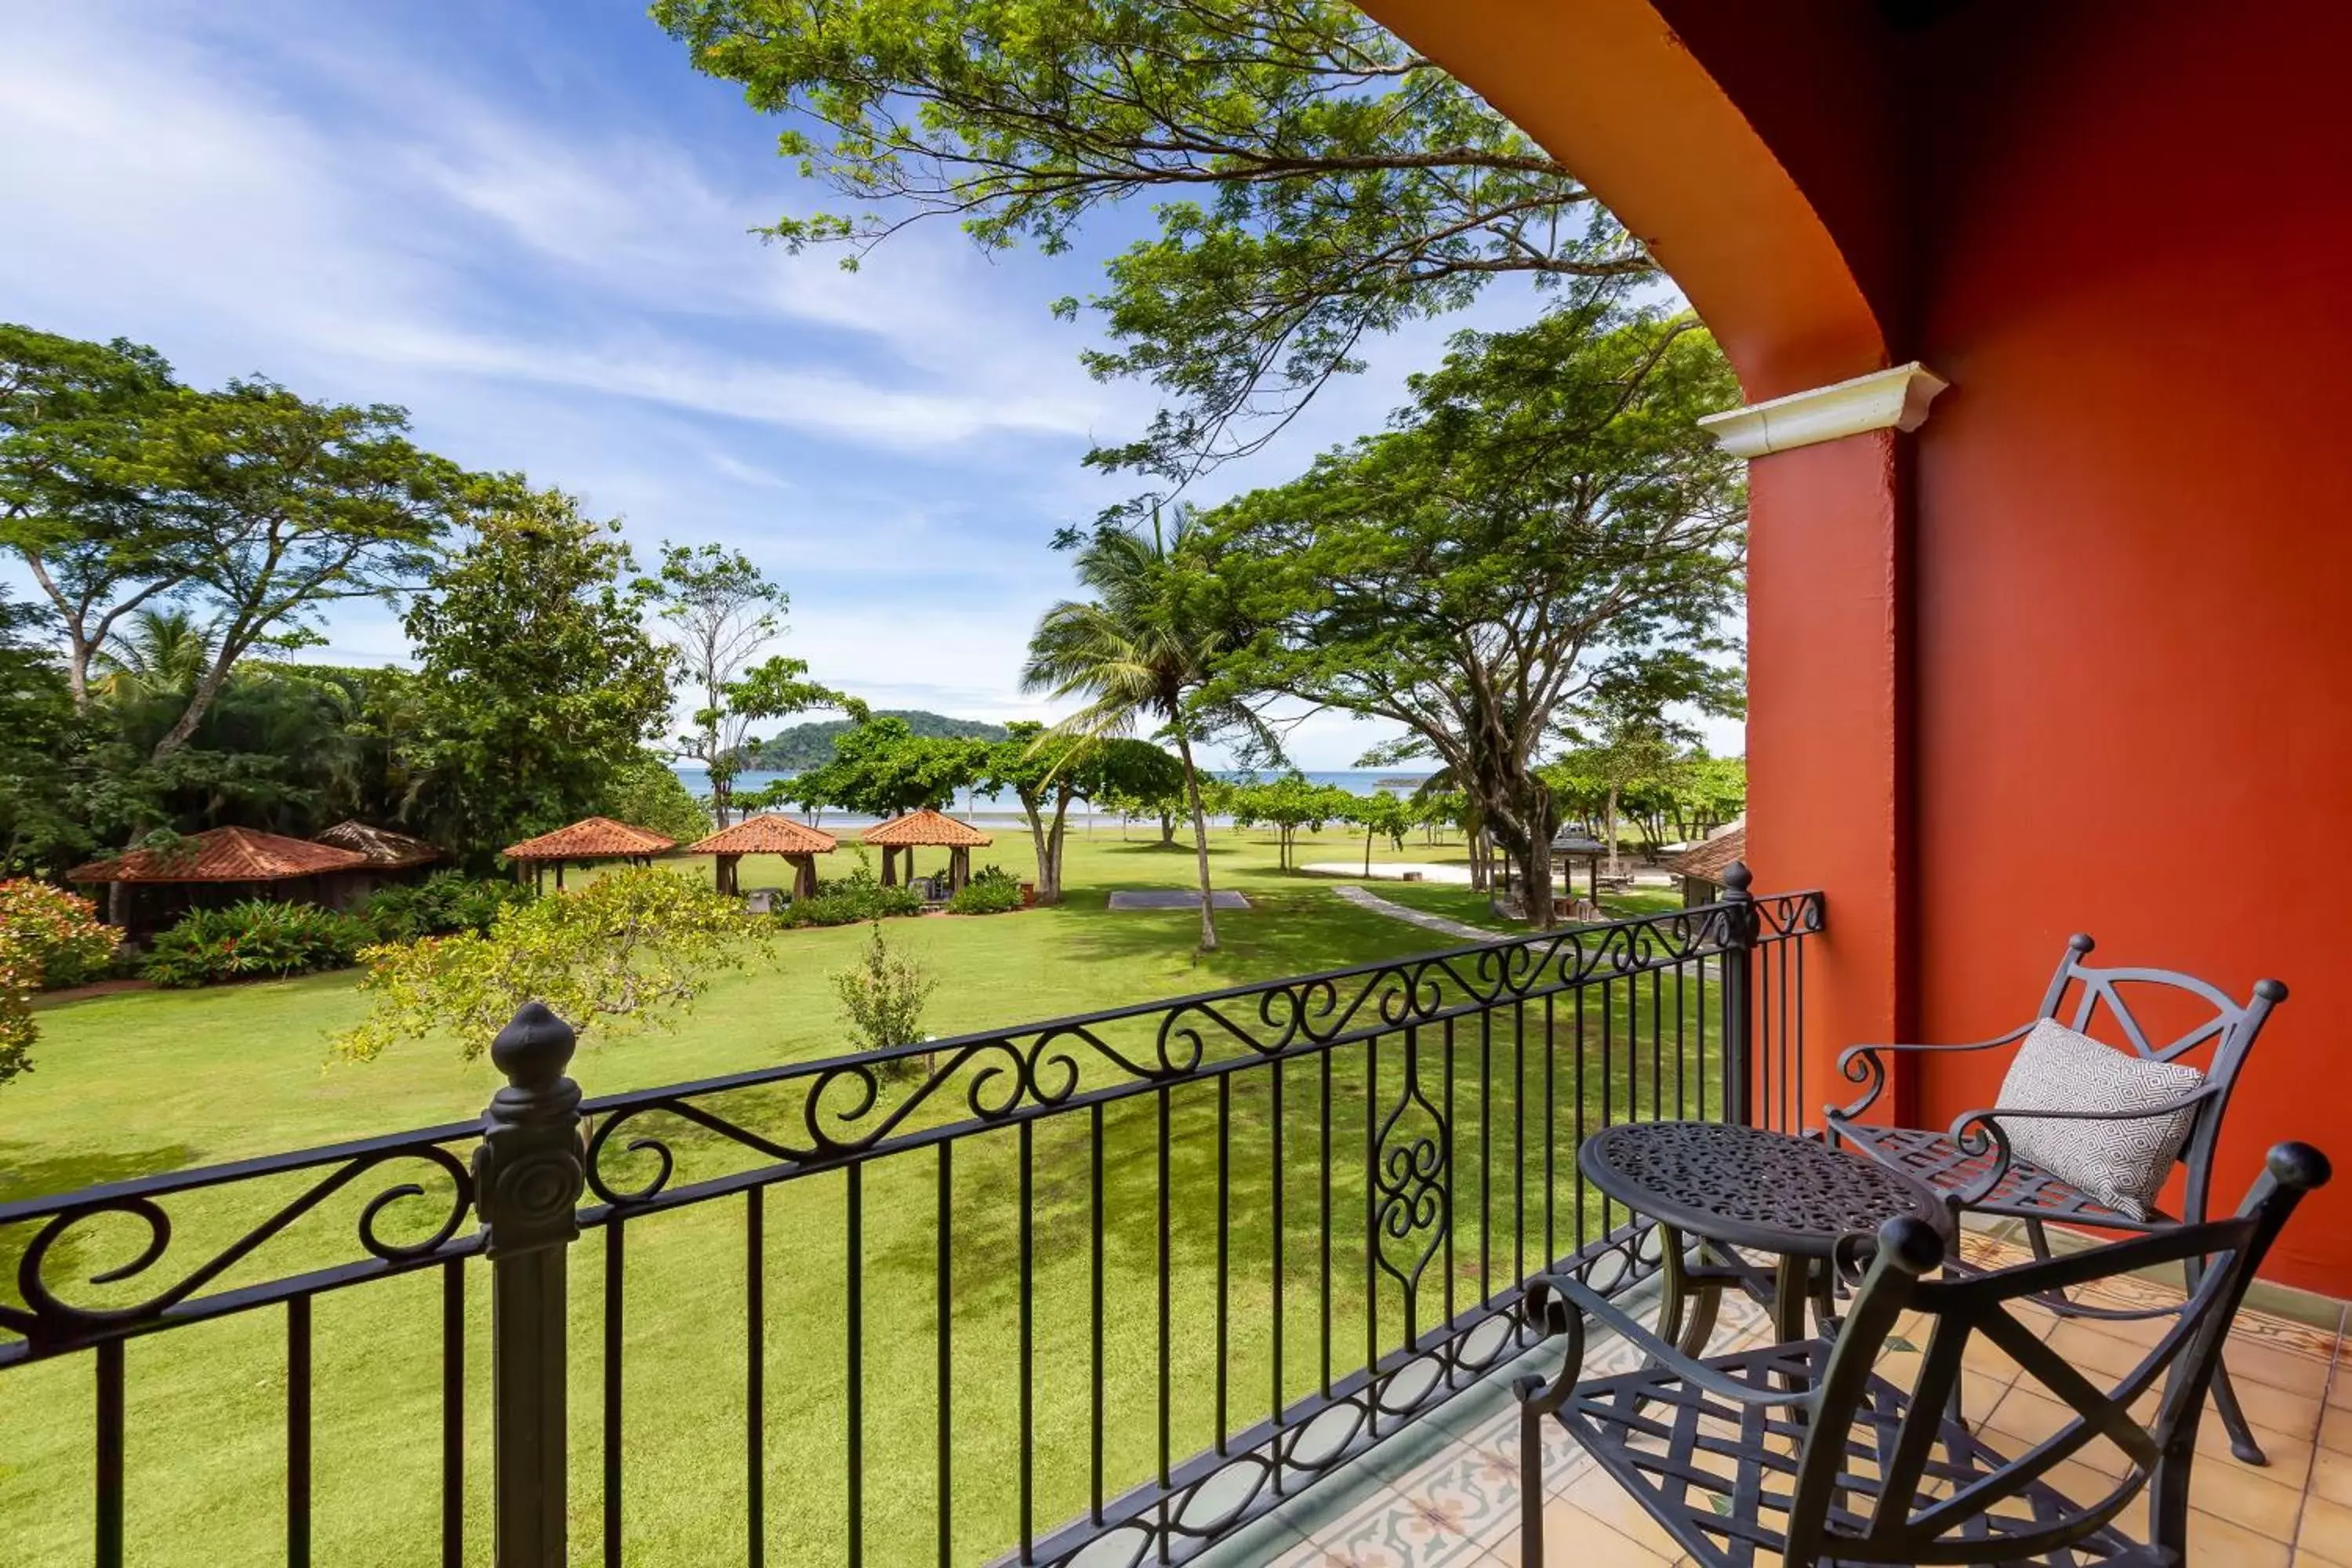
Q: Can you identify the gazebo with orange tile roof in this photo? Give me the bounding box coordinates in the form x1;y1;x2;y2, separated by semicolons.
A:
67;826;373;936
501;816;675;892
859;807;993;893
687;814;837;900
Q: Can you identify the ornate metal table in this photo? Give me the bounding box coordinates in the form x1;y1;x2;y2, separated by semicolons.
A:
1578;1120;1957;1350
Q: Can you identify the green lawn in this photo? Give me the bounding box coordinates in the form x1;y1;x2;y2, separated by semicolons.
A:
0;826;1717;1567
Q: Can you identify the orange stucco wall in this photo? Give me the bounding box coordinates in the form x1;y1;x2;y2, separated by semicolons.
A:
1357;0;2352;1292
1898;5;2352;1292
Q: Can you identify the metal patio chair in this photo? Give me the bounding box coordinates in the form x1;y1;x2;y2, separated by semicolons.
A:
1515;1142;2328;1567
1824;935;2286;1463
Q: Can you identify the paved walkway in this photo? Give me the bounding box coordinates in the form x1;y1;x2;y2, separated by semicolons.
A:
1299;860;1475;885
1328;884;1501;942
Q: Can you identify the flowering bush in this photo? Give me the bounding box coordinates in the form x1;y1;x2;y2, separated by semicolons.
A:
336;866;774;1062
830;921;935;1073
0;880;118;1089
143;901;374;988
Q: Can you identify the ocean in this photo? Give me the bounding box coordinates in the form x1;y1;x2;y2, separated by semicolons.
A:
667;765;1435;831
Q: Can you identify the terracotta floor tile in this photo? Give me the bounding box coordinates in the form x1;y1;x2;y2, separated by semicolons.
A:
1477;1497;1672;1566
2299;1494;2352;1566
2226;1330;2342;1396
1558;1465;1687;1560
2187;1459;2308;1542
2312;1446;2352;1508
2324;1405;2352;1455
2187;1507;2296;1568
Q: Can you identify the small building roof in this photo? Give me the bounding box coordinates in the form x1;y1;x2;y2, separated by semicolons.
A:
502;817;676;861
688;814;839;858
314;820;444;869
67;826;370;885
1661;818;1746;885
859;808;993;848
1552;832;1609;856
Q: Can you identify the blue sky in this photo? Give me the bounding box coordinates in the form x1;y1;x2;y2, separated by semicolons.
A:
0;0;1740;768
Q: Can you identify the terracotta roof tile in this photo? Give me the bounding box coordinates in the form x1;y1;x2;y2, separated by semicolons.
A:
1661;818;1745;885
502;817;677;860
67;826;370;884
858;808;993;848
314;820;444;869
688;815;839;857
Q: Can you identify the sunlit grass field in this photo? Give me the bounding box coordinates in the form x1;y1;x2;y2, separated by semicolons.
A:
0;826;1713;1566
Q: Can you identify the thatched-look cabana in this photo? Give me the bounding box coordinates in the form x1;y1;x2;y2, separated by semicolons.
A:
312;820;445;908
860;808;993;893
688;814;837;899
501;817;674;893
67;826;372;936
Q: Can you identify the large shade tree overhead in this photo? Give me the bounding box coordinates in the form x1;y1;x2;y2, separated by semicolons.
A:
1199;302;1746;927
1022;506;1256;950
654;0;1650;485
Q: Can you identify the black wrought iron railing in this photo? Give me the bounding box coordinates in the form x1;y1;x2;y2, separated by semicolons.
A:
0;872;1821;1568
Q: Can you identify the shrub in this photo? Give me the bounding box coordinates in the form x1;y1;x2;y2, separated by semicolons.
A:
143;900;372;988
363;872;533;942
336;867;772;1062
946;877;1022;915
0;880;117;1087
777;876;924;927
830;922;935;1072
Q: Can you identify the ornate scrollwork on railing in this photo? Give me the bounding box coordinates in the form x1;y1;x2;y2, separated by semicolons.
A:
1370;1031;1447;1305
565;895;1815;1218
0;1140;474;1356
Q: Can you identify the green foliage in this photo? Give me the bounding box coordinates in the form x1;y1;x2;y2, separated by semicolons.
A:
945;876;1022;915
405;490;679;864
829;922;935;1065
1224;775;1356;869
335;866;771;1062
775;870;925;928
596;750;713;846
0;880;116;1086
1022;507;1258;949
1197;303;1745;920
780;715;988;818
143;900;373;989
741;710;1007;771
359;871;533;943
642;543;847;824
652;1;1646;481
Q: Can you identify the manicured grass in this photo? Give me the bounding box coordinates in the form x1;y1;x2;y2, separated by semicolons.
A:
0;826;1719;1567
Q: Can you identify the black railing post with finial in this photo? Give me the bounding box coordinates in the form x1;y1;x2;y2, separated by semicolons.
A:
1719;862;1758;1129
474;1002;586;1567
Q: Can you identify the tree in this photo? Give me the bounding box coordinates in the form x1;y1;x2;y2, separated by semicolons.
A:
788;714;989;821
335;866;770;1062
1199;302;1745;927
643;544;839;826
0;325;191;711
0;597;90;873
597;750;714;845
1089;737;1192;846
1225;774;1353;870
138;380;476;763
1022;507;1258;950
0;880;116;1091
654;1;1649;485
979;721;1092;906
405;490;680;865
1345;790;1418;877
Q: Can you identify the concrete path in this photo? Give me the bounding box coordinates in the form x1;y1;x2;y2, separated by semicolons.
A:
1298;860;1475;884
1106;888;1252;910
1328;884;1501;942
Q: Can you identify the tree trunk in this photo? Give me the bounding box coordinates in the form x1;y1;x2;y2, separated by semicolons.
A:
1022;793;1057;905
1363;826;1374;877
1604;786;1623;880
149;647;240;762
1044;792;1072;905
1174;731;1218;953
1159;809;1178;847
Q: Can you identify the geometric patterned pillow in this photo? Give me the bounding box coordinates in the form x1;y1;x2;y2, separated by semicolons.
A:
1993;1018;2205;1220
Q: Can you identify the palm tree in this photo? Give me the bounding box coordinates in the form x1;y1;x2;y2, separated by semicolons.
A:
93;608;215;703
1022;507;1243;952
